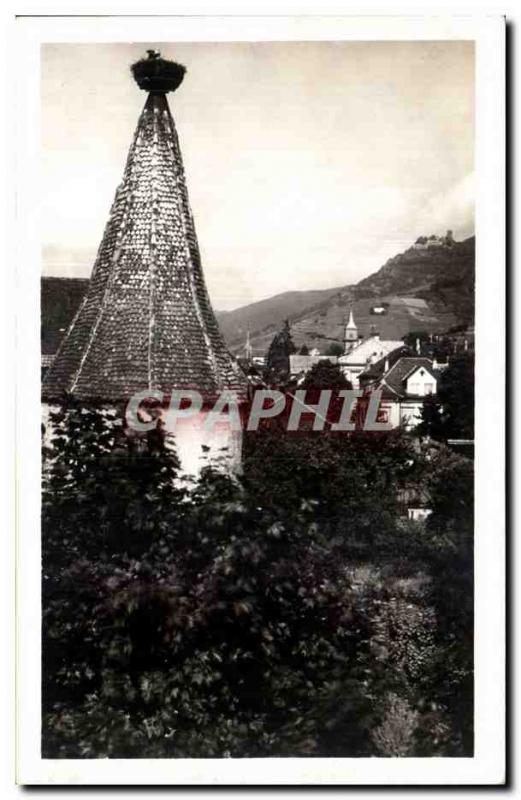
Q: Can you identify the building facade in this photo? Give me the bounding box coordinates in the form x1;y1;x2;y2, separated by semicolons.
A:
337;310;404;388
360;355;442;430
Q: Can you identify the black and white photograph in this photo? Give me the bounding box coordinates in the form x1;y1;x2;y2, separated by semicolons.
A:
12;11;506;786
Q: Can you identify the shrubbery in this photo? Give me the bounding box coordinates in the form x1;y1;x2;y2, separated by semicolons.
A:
42;399;474;757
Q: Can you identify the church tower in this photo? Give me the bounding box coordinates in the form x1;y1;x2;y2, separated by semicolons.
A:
42;50;247;474
245;331;253;363
343;308;358;354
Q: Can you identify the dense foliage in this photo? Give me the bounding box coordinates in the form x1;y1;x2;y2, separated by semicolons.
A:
325;342;344;357
42;396;474;758
265;320;296;382
418;354;475;441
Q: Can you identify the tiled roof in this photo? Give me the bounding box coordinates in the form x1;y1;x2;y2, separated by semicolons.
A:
42;90;246;402
379;357;438;399
339;336;404;366
359;345;411;382
289;355;338;373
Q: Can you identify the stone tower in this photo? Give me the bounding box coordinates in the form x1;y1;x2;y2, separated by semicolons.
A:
42;51;247;474
343;308;358;354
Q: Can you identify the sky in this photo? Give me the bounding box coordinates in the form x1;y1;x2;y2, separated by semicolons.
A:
41;41;474;311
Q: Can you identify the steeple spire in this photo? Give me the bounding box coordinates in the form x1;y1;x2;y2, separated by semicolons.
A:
343;306;358;354
245;330;253;362
43;51;246;403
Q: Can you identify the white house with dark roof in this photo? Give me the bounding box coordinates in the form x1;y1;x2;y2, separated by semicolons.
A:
362;356;441;430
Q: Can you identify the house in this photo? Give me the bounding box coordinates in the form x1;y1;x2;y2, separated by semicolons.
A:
361;356;441;430
338;335;405;388
412;230;455;250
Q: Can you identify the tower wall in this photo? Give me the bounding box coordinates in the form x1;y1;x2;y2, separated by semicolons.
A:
42;401;243;482
161;408;243;477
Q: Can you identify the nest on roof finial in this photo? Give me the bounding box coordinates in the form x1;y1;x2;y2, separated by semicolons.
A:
131;50;186;94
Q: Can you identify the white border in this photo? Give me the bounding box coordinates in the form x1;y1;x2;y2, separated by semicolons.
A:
14;13;505;786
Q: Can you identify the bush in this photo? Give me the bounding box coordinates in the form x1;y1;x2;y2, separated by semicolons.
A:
42;400;473;757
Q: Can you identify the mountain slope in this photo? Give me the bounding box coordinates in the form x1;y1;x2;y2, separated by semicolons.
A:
41;235;474;360
229;236;475;355
354;236;475;322
216;287;343;346
41;277;89;355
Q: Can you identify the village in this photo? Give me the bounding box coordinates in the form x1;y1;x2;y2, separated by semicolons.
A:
237;305;473;433
39;48;476;761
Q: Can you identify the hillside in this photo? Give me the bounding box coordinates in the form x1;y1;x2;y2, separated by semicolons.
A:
41;235;474;359
229;236;475;355
41;277;88;355
216;287;343;349
353;236;475;320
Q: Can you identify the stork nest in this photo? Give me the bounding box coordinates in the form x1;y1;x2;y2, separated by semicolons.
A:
131;56;186;93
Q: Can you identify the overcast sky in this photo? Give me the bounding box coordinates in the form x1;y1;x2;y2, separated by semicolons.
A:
41;41;474;311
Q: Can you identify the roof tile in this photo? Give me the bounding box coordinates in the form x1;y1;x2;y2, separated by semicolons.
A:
42;92;246;402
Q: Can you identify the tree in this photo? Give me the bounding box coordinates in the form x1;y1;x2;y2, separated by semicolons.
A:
402;331;430;351
425;447;474;755
42;400;474;758
41;403;377;757
325;342;344;357
42;399;183;564
298;344;310;355
300;360;351;390
265;320;296;383
417;393;445;440
436;354;474;439
417;354;474;442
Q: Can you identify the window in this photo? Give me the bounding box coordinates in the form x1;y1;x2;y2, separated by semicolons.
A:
377;408;389;423
409;382;419;394
425;382;434;394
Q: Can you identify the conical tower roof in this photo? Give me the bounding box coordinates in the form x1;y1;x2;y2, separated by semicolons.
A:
43;52;246;403
346;308;357;329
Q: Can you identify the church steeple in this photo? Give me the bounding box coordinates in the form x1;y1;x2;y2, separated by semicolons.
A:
245;330;253;362
43;50;246;403
343;307;358;354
